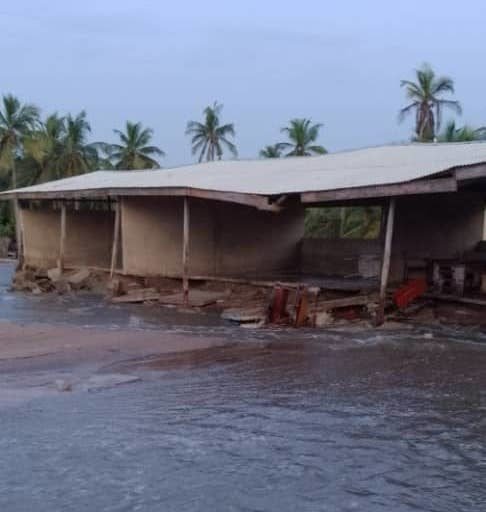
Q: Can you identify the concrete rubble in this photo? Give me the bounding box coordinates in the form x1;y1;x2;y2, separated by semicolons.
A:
12;266;102;294
10;265;486;329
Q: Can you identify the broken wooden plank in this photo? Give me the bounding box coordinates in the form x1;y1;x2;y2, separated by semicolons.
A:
112;288;160;303
160;290;225;307
318;295;375;311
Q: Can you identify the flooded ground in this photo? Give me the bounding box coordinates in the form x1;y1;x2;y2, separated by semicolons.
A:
0;261;485;511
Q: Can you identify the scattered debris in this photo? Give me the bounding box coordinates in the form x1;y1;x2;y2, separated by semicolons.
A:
268;286;290;324
66;267;91;287
47;267;62;283
54;379;72;392
393;278;427;309
221;307;267;324
159;290;226;307
314;311;333;327
112;288;160;303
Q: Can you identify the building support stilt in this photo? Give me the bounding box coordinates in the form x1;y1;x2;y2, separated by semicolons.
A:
14;199;24;269
377;197;396;325
110;200;121;278
182;196;190;305
58;202;67;274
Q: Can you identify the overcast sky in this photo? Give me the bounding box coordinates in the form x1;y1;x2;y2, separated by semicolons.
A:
1;0;485;166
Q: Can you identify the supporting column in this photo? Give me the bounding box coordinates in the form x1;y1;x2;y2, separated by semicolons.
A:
110;200;121;278
58;203;67;274
182;197;190;305
14;199;24;269
376;198;396;325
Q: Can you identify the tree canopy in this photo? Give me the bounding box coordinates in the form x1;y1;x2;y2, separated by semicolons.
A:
278;119;327;156
186;102;237;162
399;64;461;142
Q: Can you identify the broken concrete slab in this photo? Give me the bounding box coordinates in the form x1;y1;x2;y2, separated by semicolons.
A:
66;268;91;287
112;288;160;303
47;267;62;282
159;290;226;307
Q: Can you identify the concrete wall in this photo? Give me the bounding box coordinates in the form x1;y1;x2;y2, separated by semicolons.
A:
300;191;486;281
22;209;60;268
121;197;304;277
301;237;382;276
22;207;114;269
64;210;114;268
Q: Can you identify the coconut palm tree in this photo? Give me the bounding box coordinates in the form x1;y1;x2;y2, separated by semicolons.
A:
22;113;66;184
102;121;164;170
399;64;462;142
438;120;486;142
0;94;40;188
259;144;285;158
278;119;327;156
55;111;98;176
186;102;237;162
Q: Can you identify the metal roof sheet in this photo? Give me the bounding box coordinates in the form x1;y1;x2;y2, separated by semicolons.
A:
4;142;486;198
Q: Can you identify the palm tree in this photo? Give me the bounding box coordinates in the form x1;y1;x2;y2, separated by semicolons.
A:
0;94;40;188
278;119;327;156
259;144;285;158
186;102;237;162
438;120;486;142
56;111;98;176
399;64;462;142
22;113;66;184
102;121;164;170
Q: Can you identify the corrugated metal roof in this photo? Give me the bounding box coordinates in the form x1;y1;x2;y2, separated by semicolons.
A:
4;142;486;198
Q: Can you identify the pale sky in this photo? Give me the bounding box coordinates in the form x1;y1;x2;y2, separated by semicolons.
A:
1;0;485;166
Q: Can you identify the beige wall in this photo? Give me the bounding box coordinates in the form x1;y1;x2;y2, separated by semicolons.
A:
121;197;305;277
21;207;114;269
22;208;60;268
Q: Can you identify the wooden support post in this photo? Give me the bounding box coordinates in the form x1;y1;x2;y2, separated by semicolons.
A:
110;200;121;278
182;197;190;305
14;199;24;269
377;198;396;325
58;203;67;274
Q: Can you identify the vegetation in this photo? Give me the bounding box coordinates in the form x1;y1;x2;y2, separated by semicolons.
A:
305;206;382;239
186;102;237;162
278;118;327;156
0;94;40;188
100;121;164;170
259;144;284;158
438;120;486;142
399;64;461;142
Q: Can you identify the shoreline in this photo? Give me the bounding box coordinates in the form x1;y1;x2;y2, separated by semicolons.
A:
0;320;231;405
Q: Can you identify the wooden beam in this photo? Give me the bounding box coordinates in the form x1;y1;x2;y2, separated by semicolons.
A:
182;197;190;304
301;178;457;204
110;200;121;278
454;164;486;181
376;198;396;325
58;203;67;274
2;187;280;211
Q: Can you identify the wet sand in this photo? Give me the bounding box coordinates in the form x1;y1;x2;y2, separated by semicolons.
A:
0;320;231;405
